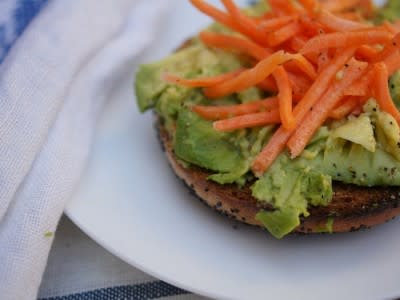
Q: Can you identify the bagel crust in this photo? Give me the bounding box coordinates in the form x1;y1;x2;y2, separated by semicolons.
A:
158;122;400;234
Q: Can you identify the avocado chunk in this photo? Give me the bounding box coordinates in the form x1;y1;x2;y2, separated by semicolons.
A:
135;44;243;112
252;151;332;238
331;114;376;152
175;109;248;180
256;209;300;239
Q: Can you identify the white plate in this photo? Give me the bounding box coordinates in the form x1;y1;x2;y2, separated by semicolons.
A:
66;1;400;299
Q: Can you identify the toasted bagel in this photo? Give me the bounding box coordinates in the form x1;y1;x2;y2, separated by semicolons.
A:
158;122;400;234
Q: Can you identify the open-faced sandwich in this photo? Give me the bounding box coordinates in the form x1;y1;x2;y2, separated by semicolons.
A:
135;0;400;238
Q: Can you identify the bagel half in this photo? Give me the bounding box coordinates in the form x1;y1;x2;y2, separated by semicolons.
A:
158;121;400;234
142;38;400;235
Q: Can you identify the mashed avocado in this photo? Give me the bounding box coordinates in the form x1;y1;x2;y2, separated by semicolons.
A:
135;1;400;238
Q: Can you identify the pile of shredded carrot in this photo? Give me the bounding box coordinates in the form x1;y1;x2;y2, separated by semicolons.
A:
162;0;400;176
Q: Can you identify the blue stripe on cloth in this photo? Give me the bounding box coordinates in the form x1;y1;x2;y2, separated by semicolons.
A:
38;281;189;300
0;0;49;64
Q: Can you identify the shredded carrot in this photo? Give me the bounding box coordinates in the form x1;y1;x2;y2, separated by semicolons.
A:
289;54;318;80
384;49;400;76
273;66;295;130
299;16;326;37
213;110;281;132
267;21;302;47
298;0;320;16
351;105;363;116
162;69;244;88
329;96;361;119
189;0;240;33
290;35;308;52
317;49;330;73
221;0;267;46
257;77;278;92
292;48;357;122
382;21;398;35
371;32;400;63
391;20;400;33
372;63;400;124
200;31;317;79
300;30;393;54
317;9;370;32
268;0;300;15
251;47;356;175
204;51;293;99
355;45;380;61
192;97;278;120
358;0;375;19
287;58;368;158
336;12;363;22
287;72;312;102
344;79;369;96
258;16;295;32
320;0;362;13
183;0;400;175
259;73;310;103
199;31;271;61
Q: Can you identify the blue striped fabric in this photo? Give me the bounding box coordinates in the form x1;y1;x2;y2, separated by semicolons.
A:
38;281;188;300
0;0;49;64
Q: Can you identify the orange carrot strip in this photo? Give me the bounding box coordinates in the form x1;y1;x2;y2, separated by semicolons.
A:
299;16;326;37
259;73;312;104
204;51;293;99
372;63;400;124
317;9;370;32
351;105;363;116
298;0;320;15
290;35;308;52
343;67;374;96
384;49;400;76
261;72;311;103
267;22;302;47
358;0;375;19
189;0;239;32
268;0;300;15
382;21;398;34
355;45;380;61
192;97;279;120
189;0;266;45
221;0;267;45
371;32;400;63
287;72;312;102
329;96;360;119
257;77;278;92
391;20;400;33
162;69;244;88
336;12;363;22
273;66;295;130
251;47;356;175
213;110;281;132
287;58;368;158
321;0;361;13
300;30;393;54
199;31;271;61
317;49;330;73
288;54;318;80
258;16;295;32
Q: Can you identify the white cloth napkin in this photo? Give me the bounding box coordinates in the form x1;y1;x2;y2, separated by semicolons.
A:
0;1;170;299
